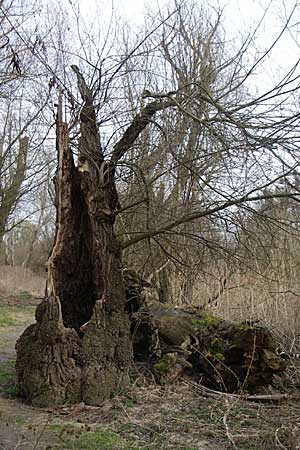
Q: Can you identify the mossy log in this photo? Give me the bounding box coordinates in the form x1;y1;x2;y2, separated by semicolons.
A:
131;301;287;393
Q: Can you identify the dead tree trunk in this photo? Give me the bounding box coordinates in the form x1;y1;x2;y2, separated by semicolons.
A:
16;80;132;406
15;70;184;407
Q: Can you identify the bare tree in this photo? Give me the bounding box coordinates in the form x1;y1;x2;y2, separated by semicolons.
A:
15;0;300;405
113;0;300;304
0;0;56;248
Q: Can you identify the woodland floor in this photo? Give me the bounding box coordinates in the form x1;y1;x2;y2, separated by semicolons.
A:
0;296;300;450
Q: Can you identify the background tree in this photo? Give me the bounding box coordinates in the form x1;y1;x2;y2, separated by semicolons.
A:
0;0;55;248
112;0;300;307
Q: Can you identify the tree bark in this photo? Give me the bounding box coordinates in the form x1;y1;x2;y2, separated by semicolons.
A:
0;136;28;245
16;88;132;406
131;300;287;393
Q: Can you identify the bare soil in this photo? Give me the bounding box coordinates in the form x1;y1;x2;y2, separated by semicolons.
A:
0;297;300;450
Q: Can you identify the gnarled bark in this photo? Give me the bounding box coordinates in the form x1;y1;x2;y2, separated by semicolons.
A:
15;68;287;406
16;86;132;406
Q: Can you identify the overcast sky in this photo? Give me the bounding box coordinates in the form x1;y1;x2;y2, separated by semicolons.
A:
75;0;300;91
81;0;299;63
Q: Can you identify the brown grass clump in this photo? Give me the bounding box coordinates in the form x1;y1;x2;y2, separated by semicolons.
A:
184;268;300;339
0;265;45;298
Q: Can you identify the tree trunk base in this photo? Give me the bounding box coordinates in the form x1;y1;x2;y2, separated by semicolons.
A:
16;274;288;406
16;299;131;407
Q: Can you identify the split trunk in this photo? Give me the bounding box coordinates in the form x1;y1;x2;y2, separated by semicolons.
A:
16;92;132;406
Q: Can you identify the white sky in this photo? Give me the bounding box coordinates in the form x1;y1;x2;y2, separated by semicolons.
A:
221;0;300;67
66;0;300;102
78;0;300;78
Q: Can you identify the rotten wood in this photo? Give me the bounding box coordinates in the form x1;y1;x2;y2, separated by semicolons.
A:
16;73;132;407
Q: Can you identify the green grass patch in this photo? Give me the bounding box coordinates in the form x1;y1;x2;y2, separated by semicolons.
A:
0;305;35;327
18;290;33;301
0;360;16;396
44;424;143;450
0;311;18;327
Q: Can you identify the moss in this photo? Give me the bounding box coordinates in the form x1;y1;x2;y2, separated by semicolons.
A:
67;429;125;449
44;424;141;450
204;337;225;361
153;354;176;373
213;352;225;361
82;365;121;405
65;379;82;404
192;315;221;328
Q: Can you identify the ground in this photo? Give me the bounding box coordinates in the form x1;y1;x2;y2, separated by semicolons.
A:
0;295;300;449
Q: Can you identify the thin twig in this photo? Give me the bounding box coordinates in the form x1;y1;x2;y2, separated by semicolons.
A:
275;427;288;450
223;400;238;449
32;416;50;450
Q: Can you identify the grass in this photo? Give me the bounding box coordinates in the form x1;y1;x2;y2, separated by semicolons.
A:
46;425;141;450
0;312;19;327
24;383;300;450
0;265;299;448
18;289;34;301
32;422;156;450
0;360;16;396
0;304;35;327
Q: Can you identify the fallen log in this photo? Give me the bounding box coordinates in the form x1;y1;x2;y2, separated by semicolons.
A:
130;299;287;393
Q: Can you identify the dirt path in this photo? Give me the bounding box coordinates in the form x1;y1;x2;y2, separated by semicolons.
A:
0;325;31;362
0;302;36;355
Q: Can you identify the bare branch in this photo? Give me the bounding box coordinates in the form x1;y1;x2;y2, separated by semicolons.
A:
111;99;175;164
122;191;300;249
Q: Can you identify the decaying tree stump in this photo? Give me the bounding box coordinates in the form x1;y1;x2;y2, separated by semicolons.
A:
15;63;176;407
114;272;288;393
16;78;132;406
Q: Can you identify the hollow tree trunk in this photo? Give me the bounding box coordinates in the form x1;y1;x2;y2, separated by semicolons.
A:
15;68;181;407
16;86;132;406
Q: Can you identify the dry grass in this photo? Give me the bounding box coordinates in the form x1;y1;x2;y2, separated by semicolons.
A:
20;382;300;450
0;265;45;298
207;275;300;330
167;263;300;359
186;269;300;338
